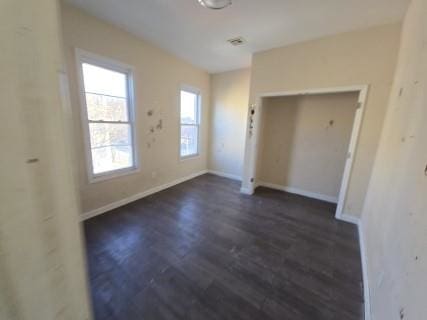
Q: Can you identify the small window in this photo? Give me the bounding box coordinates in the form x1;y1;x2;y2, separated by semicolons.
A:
180;88;201;158
77;50;137;181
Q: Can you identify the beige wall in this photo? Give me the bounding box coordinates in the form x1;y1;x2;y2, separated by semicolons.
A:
257;93;359;200
362;0;427;318
243;23;401;217
209;69;251;178
0;0;91;319
61;3;211;214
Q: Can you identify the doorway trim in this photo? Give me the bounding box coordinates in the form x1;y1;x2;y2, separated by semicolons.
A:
242;85;369;221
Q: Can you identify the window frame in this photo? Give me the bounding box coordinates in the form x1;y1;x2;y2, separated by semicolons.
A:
75;48;139;183
179;85;201;160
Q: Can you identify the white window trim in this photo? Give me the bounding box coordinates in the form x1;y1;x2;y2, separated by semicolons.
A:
179;85;201;160
75;48;139;183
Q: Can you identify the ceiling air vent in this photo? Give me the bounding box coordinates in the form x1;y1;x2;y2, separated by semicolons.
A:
228;37;246;46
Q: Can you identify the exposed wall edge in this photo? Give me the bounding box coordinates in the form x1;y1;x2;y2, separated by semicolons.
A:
81;170;208;221
337;214;370;320
358;219;371;320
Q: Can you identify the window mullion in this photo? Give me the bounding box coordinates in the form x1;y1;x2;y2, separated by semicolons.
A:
85;91;127;100
88;120;131;125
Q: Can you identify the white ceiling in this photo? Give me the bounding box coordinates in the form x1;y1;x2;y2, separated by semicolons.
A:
64;0;409;73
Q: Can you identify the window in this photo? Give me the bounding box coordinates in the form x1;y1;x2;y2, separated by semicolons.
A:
180;88;201;158
77;50;137;181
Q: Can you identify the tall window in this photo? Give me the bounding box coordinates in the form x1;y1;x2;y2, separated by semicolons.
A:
180;88;201;158
77;50;137;181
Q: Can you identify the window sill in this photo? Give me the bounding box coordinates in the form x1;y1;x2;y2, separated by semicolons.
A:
180;154;200;162
88;166;140;184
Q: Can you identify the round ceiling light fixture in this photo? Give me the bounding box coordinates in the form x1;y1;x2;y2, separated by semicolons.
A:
198;0;232;10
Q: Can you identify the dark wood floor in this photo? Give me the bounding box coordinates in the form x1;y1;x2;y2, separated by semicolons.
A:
84;174;363;320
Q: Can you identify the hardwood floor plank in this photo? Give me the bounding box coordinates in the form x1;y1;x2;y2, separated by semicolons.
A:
84;174;363;320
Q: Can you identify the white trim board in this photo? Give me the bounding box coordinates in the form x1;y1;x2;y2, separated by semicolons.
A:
256;181;338;203
240;187;254;195
259;85;369;98
207;170;242;181
80;170;208;221
358;220;371;320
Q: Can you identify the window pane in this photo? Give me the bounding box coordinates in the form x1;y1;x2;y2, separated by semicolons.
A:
180;90;197;124
86;93;128;122
89;123;132;149
82;63;127;98
91;145;133;174
180;125;198;157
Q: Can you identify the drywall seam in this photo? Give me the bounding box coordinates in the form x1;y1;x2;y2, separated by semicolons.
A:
256;181;338;203
81;170;208;220
207;170;242;181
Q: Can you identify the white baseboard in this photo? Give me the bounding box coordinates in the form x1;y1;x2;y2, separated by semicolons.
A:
240;187;254;195
207;170;242;181
256;181;338;204
336;213;360;225
81;170;208;221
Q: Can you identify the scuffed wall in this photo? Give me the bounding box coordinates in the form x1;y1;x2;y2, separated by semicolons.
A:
0;0;91;319
361;0;427;318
